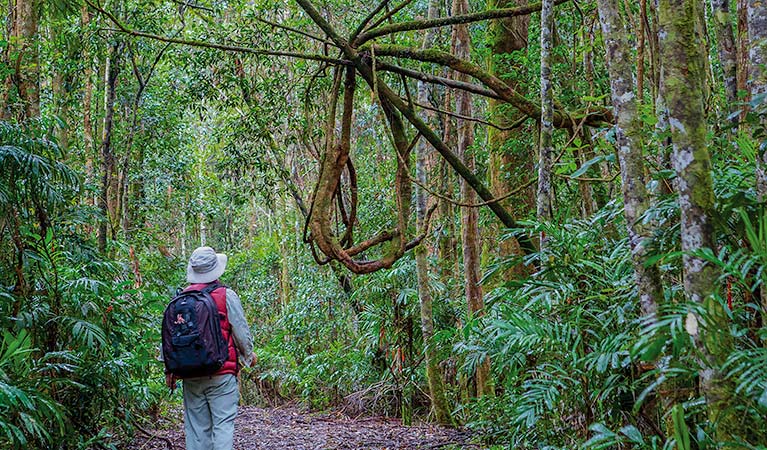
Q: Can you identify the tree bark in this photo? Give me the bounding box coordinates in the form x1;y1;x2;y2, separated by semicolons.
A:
659;0;735;439
597;0;663;318
750;0;767;201
748;0;767;98
451;0;491;398
415;0;453;425
537;0;555;231
82;6;96;207
7;0;40;119
711;0;738;106
736;0;749;109
98;42;121;253
487;0;532;282
638;0;647;100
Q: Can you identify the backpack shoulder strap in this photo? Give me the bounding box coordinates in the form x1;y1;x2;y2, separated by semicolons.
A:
201;282;224;295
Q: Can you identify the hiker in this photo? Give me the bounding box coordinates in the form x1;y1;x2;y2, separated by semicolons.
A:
163;246;256;450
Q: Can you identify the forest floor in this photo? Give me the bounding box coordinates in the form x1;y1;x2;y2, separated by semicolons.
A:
130;404;485;449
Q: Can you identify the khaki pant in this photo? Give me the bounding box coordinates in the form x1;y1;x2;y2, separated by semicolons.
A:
182;374;239;450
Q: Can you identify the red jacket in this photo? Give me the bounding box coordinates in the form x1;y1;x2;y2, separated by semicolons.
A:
186;282;238;376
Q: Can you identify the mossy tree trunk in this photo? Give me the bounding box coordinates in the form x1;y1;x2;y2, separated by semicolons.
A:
6;0;40;120
659;0;735;439
711;0;738;105
747;0;767;333
415;0;453;425
596;0;663;317
98;42;121;253
537;0;555;232
751;0;767;201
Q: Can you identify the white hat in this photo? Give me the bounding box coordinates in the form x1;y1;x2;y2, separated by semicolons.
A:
186;246;228;284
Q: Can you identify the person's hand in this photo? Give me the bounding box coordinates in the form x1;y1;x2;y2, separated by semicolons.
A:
165;373;177;391
249;352;258;367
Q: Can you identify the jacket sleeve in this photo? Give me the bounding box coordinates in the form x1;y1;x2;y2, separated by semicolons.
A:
225;288;254;367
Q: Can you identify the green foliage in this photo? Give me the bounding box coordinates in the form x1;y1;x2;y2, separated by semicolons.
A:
0;123;169;448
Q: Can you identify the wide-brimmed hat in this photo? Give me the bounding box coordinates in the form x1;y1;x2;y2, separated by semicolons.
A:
186;246;228;284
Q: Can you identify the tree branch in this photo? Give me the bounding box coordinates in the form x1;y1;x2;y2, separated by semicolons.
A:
368;44;613;127
377;62;501;99
295;0;537;255
355;0;571;45
254;16;333;44
87;0;351;65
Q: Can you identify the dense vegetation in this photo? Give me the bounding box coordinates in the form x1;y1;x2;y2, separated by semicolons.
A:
2;0;767;448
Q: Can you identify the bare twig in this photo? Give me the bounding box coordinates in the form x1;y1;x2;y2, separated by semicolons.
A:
254;16;333;44
408;97;528;131
356;0;571;45
363;0;417;34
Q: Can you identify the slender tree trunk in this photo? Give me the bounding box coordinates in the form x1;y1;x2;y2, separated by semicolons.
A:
659;0;735;439
82;6;96;207
414;0;453;426
711;0;738;105
438;90;458;286
736;0;750;108
487;0;532;282
597;0;663;318
638;0;647;100
451;0;491;398
98;42;120;253
537;0;555;231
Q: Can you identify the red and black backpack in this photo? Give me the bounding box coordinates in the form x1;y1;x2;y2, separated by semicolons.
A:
161;283;230;378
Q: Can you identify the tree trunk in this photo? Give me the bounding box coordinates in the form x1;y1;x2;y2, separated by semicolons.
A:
414;0;453;426
638;0;647;100
438;91;458;286
659;0;735;439
711;0;738;106
736;0;749;109
748;0;767;98
597;0;663;318
7;0;40;119
82;6;96;207
751;0;767;201
98;42;121;253
451;0;491;398
537;0;555;230
487;0;532;282
747;0;767;332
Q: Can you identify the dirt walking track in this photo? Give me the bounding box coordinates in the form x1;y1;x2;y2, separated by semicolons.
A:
130;405;485;449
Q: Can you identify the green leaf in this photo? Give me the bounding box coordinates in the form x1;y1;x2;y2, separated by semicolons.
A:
619;425;644;444
672;404;691;450
571;155;605;178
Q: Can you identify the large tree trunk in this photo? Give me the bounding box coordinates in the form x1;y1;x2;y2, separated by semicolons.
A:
751;0;767;201
596;0;663;318
5;0;40;120
414;0;453;426
747;0;767;333
451;0;491;398
711;0;738;106
537;0;555;231
659;0;735;439
487;0;532;282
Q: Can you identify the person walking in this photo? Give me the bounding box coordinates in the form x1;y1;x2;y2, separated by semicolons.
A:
166;246;256;450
